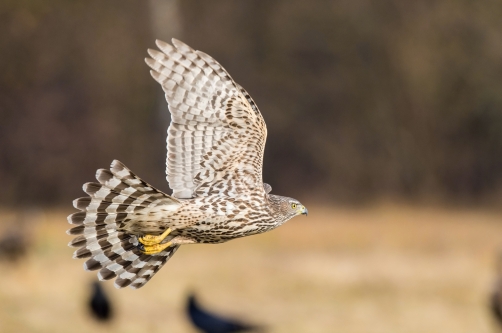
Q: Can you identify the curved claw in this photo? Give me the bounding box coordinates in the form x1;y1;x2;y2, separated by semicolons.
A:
141;241;172;255
138;228;172;246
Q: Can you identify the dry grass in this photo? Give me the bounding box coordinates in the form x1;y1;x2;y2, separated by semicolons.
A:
0;204;502;333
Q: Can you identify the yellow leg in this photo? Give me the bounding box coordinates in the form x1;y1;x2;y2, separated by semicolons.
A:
141;241;172;255
138;228;172;246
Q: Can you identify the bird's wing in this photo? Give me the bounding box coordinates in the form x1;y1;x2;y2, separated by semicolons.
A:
146;39;267;199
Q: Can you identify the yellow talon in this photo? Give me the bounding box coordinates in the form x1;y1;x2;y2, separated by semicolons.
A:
142;241;172;255
138;228;172;246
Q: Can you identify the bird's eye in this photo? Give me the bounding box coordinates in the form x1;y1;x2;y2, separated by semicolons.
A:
291;203;297;209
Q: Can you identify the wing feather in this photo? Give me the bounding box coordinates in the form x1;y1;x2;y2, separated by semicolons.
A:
146;39;267;199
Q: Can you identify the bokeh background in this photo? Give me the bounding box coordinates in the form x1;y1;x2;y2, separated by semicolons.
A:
1;1;502;332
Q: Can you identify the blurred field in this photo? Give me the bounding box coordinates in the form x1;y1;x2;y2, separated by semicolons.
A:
0;204;501;333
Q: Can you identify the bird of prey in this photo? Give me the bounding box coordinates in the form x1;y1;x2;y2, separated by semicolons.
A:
67;39;308;289
187;293;262;333
89;281;113;322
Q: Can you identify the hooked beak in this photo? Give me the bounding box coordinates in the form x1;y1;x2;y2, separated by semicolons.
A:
301;205;308;216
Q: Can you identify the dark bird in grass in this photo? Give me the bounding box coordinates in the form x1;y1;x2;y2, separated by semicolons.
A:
0;229;28;263
491;252;502;331
492;288;502;327
187;293;263;333
0;211;40;263
89;281;113;322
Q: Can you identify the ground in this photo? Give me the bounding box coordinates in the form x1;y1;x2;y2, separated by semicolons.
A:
0;204;501;333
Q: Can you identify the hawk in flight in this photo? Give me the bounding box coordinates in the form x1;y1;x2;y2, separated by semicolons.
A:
67;39;308;289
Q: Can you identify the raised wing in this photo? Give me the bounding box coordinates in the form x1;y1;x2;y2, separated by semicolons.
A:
145;39;267;199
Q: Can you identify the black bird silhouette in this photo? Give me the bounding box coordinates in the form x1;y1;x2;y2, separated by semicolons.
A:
0;229;27;263
89;281;113;322
492;288;502;325
0;211;42;263
491;252;502;332
187;293;262;333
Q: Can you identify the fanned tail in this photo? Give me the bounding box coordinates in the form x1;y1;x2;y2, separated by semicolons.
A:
67;160;181;289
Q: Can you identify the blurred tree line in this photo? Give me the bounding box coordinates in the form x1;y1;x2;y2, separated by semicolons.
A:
1;0;501;206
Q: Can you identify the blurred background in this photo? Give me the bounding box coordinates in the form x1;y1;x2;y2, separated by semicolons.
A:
1;0;502;332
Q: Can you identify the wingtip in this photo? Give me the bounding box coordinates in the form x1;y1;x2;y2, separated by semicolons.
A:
171;38;192;52
149;70;163;82
110;159;123;169
145;57;158;72
147;48;158;58
155;38;169;48
110;159;130;176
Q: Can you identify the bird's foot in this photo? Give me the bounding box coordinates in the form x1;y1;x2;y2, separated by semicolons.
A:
138;228;172;255
138;228;171;246
140;241;172;255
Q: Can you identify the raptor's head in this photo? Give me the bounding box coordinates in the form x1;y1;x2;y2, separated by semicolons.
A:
287;199;308;217
268;194;308;224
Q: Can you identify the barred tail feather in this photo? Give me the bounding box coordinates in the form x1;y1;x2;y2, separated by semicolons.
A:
67;160;181;289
